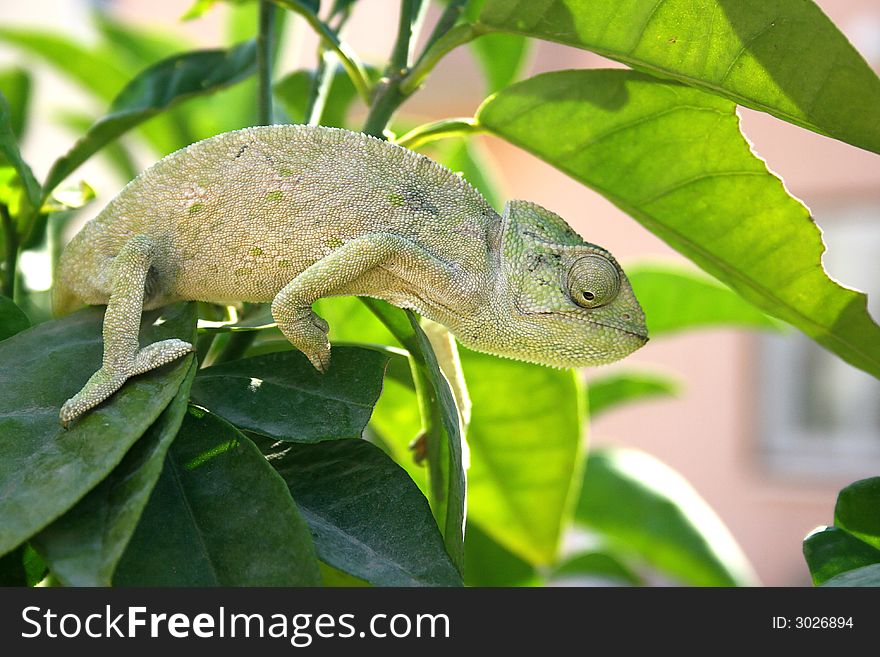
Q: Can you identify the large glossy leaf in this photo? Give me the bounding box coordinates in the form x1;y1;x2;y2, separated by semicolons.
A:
477;70;880;381
114;407;320;586
32;361;197;586
0;303;196;556
628;264;779;335
476;0;880;153
821;563;880;587
365;300;466;574
834;477;880;550
190;346;389;442
803;527;880;586
576;447;757;586
43;40;258;193
255;436;462;587
587;370;680;418
461;348;584;565
0;295;29;341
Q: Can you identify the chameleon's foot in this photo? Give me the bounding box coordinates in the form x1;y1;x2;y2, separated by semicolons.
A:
274;306;332;373
59;339;194;426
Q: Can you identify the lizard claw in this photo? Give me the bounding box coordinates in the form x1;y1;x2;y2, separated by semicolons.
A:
307;345;331;373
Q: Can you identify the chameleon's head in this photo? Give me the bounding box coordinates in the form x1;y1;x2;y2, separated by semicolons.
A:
458;200;647;368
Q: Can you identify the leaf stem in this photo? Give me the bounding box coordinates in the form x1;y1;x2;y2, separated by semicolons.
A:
272;0;371;103
399;23;479;96
395;117;482;150
0;204;17;299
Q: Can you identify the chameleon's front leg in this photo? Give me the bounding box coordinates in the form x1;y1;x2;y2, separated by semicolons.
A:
59;235;193;426
272;233;455;372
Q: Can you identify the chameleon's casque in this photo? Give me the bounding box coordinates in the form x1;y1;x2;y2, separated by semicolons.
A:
55;125;647;424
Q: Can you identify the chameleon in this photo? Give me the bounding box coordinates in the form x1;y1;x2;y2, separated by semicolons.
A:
54;124;648;425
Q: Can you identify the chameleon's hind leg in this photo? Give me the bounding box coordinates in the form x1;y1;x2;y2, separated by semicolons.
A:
271;233;461;372
59;235;193;426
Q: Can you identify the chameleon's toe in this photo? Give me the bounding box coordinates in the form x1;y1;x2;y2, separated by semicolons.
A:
310;312;330;333
132;339;194;375
58;368;129;427
306;345;332;373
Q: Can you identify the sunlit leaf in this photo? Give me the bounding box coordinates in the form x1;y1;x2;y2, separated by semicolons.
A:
43;40;258;193
587;370;680;418
0;68;30;139
576;447;758;586
834;477;880;551
477;70;880;380
550;550;642;586
476;0;880;153
470;32;530;95
462;347;584;565
803;526;880;586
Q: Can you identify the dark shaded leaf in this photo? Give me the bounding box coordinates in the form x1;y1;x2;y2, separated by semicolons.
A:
33;360;197;586
255;436;462;586
576;447;757;586
477;70;880;380
0;303;197;556
114;407;320;586
461;347;583;565
0;294;30;341
587;370;680;418
821;563;880;587
0;546;25;586
43;40;258;193
365;299;466;574
476;0;880;153
190;346;389;442
803;526;880;586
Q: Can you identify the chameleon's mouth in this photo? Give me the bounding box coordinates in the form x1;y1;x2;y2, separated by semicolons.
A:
587;319;648;343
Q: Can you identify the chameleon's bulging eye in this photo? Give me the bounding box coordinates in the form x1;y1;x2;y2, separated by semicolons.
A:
567;255;620;309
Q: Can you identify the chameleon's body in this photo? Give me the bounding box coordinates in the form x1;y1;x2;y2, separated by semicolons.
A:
55;125;647;424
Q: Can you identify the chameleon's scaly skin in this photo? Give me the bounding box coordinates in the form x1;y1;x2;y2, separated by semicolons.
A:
54;125;647;424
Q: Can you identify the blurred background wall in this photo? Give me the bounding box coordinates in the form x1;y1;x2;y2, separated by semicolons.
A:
2;0;878;585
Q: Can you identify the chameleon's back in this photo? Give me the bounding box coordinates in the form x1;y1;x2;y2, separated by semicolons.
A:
55;124;499;312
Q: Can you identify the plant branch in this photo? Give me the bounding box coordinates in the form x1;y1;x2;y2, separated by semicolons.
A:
395;117;482;150
400;23;479;96
1;204;18;299
272;0;371;103
257;0;278;125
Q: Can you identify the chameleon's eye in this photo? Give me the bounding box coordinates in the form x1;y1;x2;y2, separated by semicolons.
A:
567;255;620;309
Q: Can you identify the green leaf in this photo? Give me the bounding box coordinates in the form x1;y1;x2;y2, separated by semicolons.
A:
0;68;30;139
576;447;757;586
43;40;258;194
803;527;880;586
464;522;539;587
254;436;462;587
470;32;530;95
0;546;26;586
476;0;880;153
477;70;880;380
365;300;467;574
834;477;880;551
274;67;359;128
114;407;321;586
587;370;680;418
32;360;197;586
0;28;130;101
190;346;389;442
319;561;370;587
629;263;779;335
0;294;30;341
0;302;197;556
461;348;584;565
551;550;642;586
821;563;880;587
0;91;40;211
